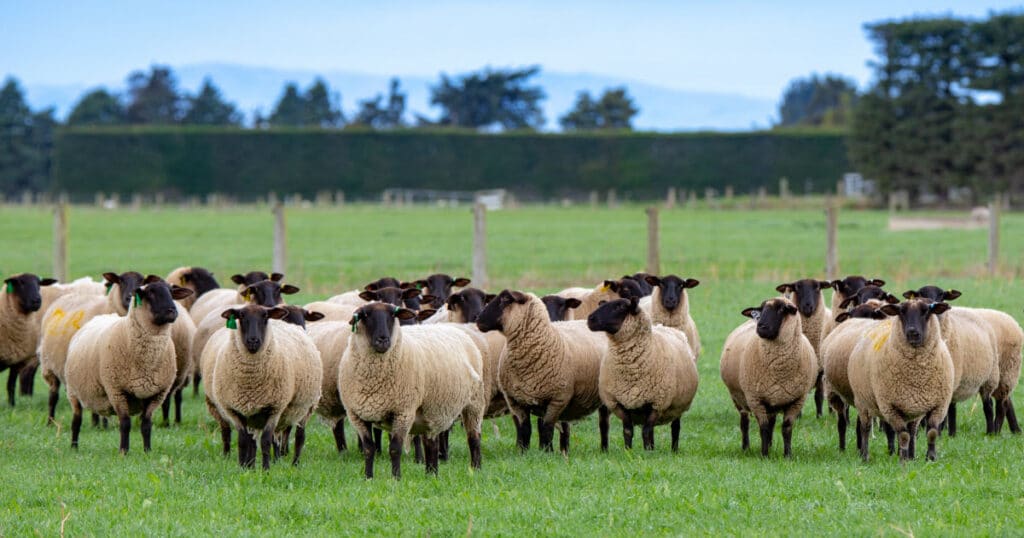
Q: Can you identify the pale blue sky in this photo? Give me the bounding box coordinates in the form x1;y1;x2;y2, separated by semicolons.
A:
3;1;1022;99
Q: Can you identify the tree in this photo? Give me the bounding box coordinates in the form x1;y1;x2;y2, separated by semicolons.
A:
269;83;306;126
560;87;639;131
777;74;858;127
269;79;343;127
0;78;51;193
67;88;125;126
353;78;406;129
428;66;545;130
181;78;242;126
125;65;182;124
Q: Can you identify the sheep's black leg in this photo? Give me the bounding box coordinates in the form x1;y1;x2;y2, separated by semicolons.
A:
280;426;293;457
642;408;659;451
622;413;634;449
413;435;424;463
70;399;83;449
598;406;610;452
373;427;384;458
537;416;554;452
926;411;942;461
858;415;871;462
814;371;824;418
173;388;183;424
6;363;22;406
161;398;171;426
192;374;201;397
898;430;911;462
907;421;918;460
994;397;1007;433
855;411;863;451
758;414;776;457
423;436;439;475
360;430;376;479
881;421;896;455
291;425;306;466
838;403;848;452
513;414;531;452
983;397;995;434
438;428;450;462
389;431;404;479
670;417;681;452
47;378;60;424
468;429;482;469
118;414;132;455
260;427;274;470
1006;398;1021;433
18;358;37;396
739;411;750;451
332;420;347;452
220;424;232;456
141;406;155;453
946;403;957;438
781;414;795;458
558;421;570;454
241;430;256;467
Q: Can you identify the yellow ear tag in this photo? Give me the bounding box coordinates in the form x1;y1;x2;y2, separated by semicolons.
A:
226;314;237;330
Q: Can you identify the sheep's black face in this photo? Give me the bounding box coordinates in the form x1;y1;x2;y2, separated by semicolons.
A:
587;298;639;334
742;299;797;340
616;278;645;301
230;271;283;287
244;280;299;307
832;276;885;300
182;267;220;298
225;305;288;353
416;274;471;309
777;278;828;318
359;287;421;325
647;275;699;312
103;271;145;312
402;293;422;312
843;285;898;309
835;304;887;324
4;273;57;314
903;285;961;304
447;288;494;323
351;303;415;352
881;300;949;348
138;281;193;326
476;290;528;333
277;305;324;328
540;295;581;322
364;277;401;291
623;273;654;296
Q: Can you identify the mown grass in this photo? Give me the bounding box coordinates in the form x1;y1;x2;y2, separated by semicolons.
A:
1;205;1023;536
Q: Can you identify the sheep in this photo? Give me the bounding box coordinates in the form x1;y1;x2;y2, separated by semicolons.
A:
188;271;286;325
307;321;352;454
776;279;832;417
719;298;818;457
823;275;886;338
556;279;630;319
37;271;144;420
821;304;888;452
848;299;955;461
208;305;322;469
1;273;58;406
588;297;698;451
905;285;1022;435
412;273;470;309
164;266;221;310
621;272;655;296
639;275;701;359
359;287;422;325
540;295;581;321
339;302;485;478
160;303;197;425
303;301;357;323
324;277;406;308
65;278;193;454
476;290;609;454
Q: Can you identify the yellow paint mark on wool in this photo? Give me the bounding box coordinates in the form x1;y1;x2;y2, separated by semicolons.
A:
868;319;893;351
69;310;85;329
44;308;66;336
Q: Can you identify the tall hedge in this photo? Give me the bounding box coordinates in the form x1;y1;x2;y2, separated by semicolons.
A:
54;127;849;200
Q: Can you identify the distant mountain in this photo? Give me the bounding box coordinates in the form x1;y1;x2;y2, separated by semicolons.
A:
23;62;777;131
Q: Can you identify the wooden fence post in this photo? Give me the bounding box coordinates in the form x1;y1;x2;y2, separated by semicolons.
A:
53;200;68;282
646;206;660;275
825;197;838;280
272;202;286;275
989;194;1001;277
472;203;488;289
666;187;676;209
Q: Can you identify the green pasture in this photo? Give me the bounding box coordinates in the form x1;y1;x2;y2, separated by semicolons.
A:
1;205;1023;536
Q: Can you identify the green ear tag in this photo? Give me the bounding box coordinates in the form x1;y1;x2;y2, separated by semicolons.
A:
393;306;400;314
416;283;423;290
105;285;111;296
351;313;359;333
5;282;12;294
133;294;141;308
226;314;237;330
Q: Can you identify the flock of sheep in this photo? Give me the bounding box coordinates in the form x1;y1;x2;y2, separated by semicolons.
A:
0;268;1020;478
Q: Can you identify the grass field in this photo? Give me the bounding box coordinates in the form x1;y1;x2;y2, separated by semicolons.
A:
2;205;1024;536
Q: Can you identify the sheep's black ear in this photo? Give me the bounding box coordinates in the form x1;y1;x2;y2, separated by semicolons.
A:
775;283;792;293
603;280;619;292
484;293;497;304
453;277;471;287
684;278;700;289
358;291;377;301
270;272;284;282
364;283;381;291
281;285;300;295
565;298;582;309
835;312;852;323
230;274;246;285
421;294;437;304
40;278;58;286
741;307;759;318
304;311;325;322
871;310;887;320
943;290;962;301
395;308;417;321
839;296;857;309
930;302;951;315
103;272;120;284
402;288;421;299
870;279;886;287
644;275;661;286
413;279;428;290
268;307;289;320
180;272;192;283
221;308;239;320
144;274;162;284
902;290;918;299
446;294;463;307
170;286;194;300
884;294;899;304
416;309;437;321
879;304;900;317
628;296;640;313
783;303;798;315
817;280;831;289
829;280;842;290
509;291;530;304
399;281;416;290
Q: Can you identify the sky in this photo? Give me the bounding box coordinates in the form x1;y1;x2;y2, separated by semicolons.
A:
3;0;1022;101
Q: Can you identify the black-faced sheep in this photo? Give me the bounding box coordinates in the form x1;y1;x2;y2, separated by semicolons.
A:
776;278;831;417
0;273;57;406
639;275;701;359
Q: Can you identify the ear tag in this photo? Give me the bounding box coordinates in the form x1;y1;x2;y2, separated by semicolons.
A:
4;282;12;294
600;284;610;292
351;313;359;333
393;306;401;314
133;294;142;308
226;314;237;330
928;303;936;311
105;285;111;296
416;283;423;290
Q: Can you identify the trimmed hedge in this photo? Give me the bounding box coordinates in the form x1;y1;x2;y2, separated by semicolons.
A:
54;127;849;199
